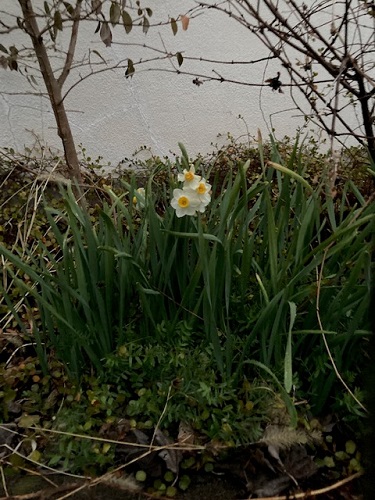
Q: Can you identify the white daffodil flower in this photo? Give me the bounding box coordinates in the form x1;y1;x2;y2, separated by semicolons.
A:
195;179;211;203
177;165;201;190
132;187;146;209
171;188;201;217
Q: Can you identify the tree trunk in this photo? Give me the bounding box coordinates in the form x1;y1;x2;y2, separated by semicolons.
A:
356;76;375;168
18;0;82;182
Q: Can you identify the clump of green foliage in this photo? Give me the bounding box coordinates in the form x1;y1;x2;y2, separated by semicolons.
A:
1;136;373;404
0;136;373;487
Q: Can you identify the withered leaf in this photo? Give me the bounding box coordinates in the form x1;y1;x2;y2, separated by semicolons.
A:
253;475;290;497
176;52;183;67
54;10;63;31
9;59;18;71
177;421;195;446
131;428;149;445
142;16;150;34
100;22;112;47
0;55;8;70
91;0;102;14
154;428;182;474
125;58;134;78
63;2;74;17
181;15;190;31
171;18;177;36
122;11;133;34
110;2;121;26
283;445;317;480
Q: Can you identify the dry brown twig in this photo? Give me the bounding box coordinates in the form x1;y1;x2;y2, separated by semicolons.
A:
247;471;363;500
0;481;84;500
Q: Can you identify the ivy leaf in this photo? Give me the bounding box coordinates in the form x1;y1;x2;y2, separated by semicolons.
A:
146;8;153;17
125;58;135;78
44;1;50;15
18;414;40;428
171;18;177;36
110;2;121;26
142;16;150;34
0;44;8;54
176;52;183;67
122;11;132;34
28;450;41;462
100;22;112;47
94;20;101;34
179;475;191;491
181;14;190;31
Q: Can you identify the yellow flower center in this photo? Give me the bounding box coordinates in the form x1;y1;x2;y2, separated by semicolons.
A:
197;183;206;194
178;196;190;208
132;196;137;204
185;171;194;181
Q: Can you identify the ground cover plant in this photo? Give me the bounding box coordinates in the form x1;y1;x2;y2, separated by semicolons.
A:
0;135;373;498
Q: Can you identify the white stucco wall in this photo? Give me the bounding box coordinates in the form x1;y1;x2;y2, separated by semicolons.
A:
0;1;355;166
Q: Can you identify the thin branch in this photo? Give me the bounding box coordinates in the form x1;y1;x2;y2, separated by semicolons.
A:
254;471;363;500
181;54;278;65
57;0;82;88
61;54;173;101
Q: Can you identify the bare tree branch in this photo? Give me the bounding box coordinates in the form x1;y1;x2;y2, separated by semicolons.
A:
195;0;375;164
57;1;82;88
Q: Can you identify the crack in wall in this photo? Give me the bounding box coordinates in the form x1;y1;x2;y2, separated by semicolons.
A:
127;78;162;155
0;90;53;151
110;43;163;156
0;93;17;146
